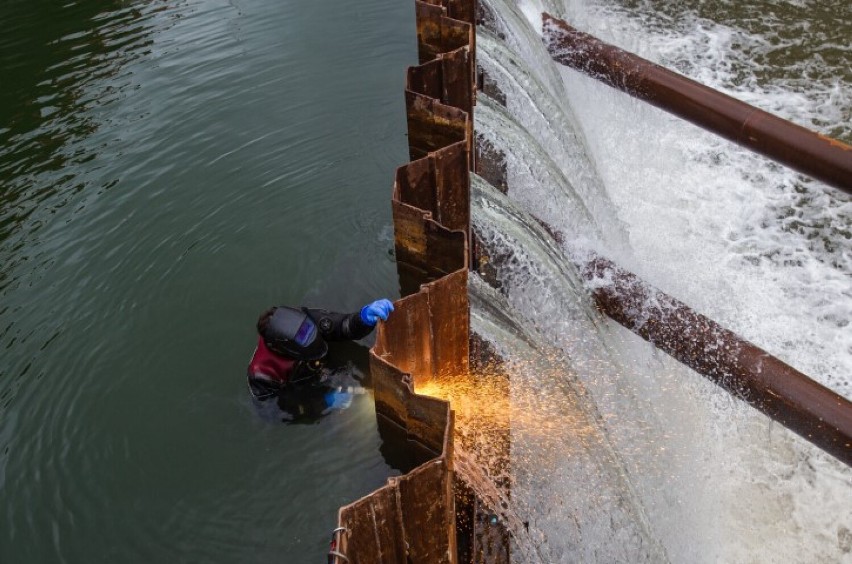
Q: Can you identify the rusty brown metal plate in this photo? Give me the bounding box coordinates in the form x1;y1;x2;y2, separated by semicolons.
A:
405;90;468;161
392;199;466;279
333;1;477;562
416;1;473;63
396;459;454;562
375;289;433;379
337;485;406;564
432;141;471;231
395;142;469;234
424;269;470;383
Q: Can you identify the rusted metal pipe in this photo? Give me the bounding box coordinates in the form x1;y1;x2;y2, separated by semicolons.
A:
583;256;852;467
543;14;852;194
472;125;852;465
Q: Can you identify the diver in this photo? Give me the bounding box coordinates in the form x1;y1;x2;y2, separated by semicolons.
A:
247;299;394;421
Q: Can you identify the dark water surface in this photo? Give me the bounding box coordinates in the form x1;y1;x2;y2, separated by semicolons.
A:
0;0;414;561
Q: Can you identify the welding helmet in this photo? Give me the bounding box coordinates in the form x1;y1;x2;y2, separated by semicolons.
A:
263;307;328;361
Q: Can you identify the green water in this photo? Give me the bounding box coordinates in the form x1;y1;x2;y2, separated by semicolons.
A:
612;0;851;142
0;0;414;561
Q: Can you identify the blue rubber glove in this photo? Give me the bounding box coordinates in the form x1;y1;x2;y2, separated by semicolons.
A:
324;388;354;410
360;299;395;326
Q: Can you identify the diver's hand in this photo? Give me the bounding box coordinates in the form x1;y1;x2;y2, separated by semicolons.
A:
360;299;395;326
324;387;354;410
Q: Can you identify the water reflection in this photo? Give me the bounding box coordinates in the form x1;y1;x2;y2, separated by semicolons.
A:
0;0;409;560
0;0;177;308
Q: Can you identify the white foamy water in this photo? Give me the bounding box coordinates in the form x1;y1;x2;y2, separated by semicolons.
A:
466;270;666;562
532;0;852;398
469;0;852;561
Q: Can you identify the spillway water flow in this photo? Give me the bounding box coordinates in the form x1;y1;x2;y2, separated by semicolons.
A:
476;30;629;253
470;0;852;561
476;97;604;248
435;270;667;562
533;0;852;397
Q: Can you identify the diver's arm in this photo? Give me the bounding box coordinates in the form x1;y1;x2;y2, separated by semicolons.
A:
303;309;373;341
304;299;394;342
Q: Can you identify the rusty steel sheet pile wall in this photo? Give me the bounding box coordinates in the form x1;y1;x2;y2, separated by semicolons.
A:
333;1;475;563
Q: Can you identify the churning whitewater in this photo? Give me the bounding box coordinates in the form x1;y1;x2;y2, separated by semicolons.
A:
463;0;852;562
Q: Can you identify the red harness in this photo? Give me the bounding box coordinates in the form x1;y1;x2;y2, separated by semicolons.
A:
247;336;296;385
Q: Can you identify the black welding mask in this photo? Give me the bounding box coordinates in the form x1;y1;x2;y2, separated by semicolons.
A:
263;307;328;361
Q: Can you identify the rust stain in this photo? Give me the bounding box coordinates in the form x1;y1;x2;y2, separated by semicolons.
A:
819;133;852;152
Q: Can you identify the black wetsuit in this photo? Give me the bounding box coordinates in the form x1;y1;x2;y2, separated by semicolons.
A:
247;308;374;414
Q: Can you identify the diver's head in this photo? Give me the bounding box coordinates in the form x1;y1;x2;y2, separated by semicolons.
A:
257;306;328;361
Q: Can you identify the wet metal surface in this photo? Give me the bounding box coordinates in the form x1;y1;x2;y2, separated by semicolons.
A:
583;257;852;467
333;1;476;562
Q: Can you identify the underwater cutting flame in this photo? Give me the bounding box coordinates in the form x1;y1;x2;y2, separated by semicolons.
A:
415;359;614;562
418;362;598;448
417;357;604;507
